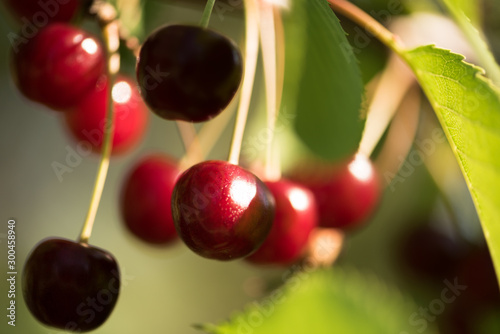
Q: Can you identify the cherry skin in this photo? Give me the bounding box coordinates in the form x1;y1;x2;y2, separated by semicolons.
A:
291;154;381;229
246;179;318;265
64;75;148;154
120;154;180;244
136;24;243;122
22;238;120;332
11;23;105;111
4;0;83;23
171;160;275;260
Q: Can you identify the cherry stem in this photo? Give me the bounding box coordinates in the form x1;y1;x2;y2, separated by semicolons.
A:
228;0;260;165
199;0;216;28
177;121;202;170
79;3;120;244
326;0;404;54
259;2;279;180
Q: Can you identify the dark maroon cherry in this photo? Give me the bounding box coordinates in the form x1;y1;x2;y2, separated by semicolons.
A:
171;160;275;260
64;75;148;154
120;154;180;244
23;238;120;332
11;23;105;111
4;0;83;23
291;154;381;229
136;24;243;122
246;179;318;265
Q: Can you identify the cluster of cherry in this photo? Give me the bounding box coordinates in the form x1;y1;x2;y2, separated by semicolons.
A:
5;0;382;332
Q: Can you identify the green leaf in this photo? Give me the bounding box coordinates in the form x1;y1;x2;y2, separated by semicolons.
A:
282;0;364;161
400;45;500;283
440;0;500;86
199;268;437;334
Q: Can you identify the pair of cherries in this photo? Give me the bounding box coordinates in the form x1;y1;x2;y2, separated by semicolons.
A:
121;153;381;264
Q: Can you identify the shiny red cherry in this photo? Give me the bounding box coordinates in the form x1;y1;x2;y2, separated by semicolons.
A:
11;23;105;111
171;160;275;260
64;75;148;154
120;154;180;245
22;238;120;332
246;179;318;265
291;154;381;229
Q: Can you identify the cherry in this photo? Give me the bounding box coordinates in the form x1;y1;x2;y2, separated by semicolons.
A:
246;179;318;265
11;23;105;111
120;154;180;244
136;24;243;122
4;0;84;23
22;238;120;332
291;154;381;229
64;75;148;154
171;160;275;260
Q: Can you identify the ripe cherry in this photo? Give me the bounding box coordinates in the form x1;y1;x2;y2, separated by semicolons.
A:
11;23;105;111
120;154;180;245
246;179;318;265
64;75;148;154
23;238;120;332
136;24;243;122
4;0;83;23
291;154;381;229
171;160;275;260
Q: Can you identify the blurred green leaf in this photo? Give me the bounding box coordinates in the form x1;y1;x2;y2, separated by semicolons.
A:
200;268;438;334
440;0;500;85
401;45;500;285
282;0;364;161
446;0;480;25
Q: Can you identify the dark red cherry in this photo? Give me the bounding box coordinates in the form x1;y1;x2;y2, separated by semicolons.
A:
136;24;243;122
246;179;318;265
171;160;275;260
291;154;381;229
4;0;83;23
11;23;105;111
64;75;148;154
120;154;180;244
22;238;120;332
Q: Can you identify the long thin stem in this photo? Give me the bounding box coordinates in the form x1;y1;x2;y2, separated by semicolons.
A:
177;121;202;170
79;3;120;244
327;0;404;53
228;0;260;165
199;0;216;28
259;2;279;180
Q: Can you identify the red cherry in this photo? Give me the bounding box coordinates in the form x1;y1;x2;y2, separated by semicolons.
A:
23;238;120;332
4;0;82;23
120;154;180;245
64;75;148;155
11;23;105;111
246;179;318;265
171;161;275;260
291;154;381;229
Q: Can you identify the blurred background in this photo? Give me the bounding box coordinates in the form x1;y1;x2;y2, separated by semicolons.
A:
0;0;499;333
